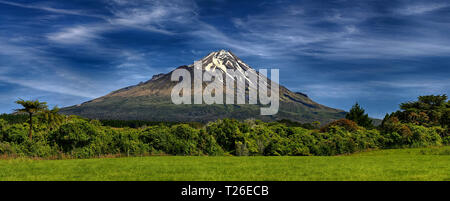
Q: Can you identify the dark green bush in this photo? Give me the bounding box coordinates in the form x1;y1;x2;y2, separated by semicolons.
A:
206;119;245;153
50;118;101;152
0;119;8;141
197;129;224;155
3;123;29;144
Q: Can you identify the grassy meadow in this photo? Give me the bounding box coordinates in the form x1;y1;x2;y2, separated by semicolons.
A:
0;146;449;181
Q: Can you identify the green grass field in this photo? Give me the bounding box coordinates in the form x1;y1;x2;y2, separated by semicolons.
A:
0;147;449;181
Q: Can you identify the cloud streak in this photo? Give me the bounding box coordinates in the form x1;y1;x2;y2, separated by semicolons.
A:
396;2;448;15
0;0;106;19
0;75;98;98
215;2;450;59
45;0;197;45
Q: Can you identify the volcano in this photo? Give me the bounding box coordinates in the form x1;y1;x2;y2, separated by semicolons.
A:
61;50;345;123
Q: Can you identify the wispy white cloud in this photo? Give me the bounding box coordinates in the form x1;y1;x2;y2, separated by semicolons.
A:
185;6;367;58
108;1;195;26
0;37;108;99
0;75;98;98
205;3;450;59
191;23;272;57
44;0;197;44
295;78;450;99
396;3;448;15
47;25;104;44
113;50;159;85
315;37;450;59
0;0;106;19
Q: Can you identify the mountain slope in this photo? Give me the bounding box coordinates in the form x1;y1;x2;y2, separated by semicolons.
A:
61;50;345;123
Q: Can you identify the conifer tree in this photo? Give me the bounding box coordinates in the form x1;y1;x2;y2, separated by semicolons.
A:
346;102;373;128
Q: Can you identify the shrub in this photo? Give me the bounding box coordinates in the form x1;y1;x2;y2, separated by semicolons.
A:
0;119;7;141
3;123;29;144
169;124;200;155
380;116;443;148
320;119;360;133
264;136;291;156
206;119;245;153
110;129;149;156
408;125;442;147
140;125;171;152
22;140;56;158
50;119;101;152
443;136;450;145
0;142;23;156
197;129;224;155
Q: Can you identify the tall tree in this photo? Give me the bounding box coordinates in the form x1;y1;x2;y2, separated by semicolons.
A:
346;103;373;128
15;99;48;140
396;94;448;126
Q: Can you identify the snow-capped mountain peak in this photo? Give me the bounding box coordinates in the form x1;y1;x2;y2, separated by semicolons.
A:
200;50;252;73
61;49;345;123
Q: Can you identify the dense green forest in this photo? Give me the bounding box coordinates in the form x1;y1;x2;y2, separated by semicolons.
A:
0;95;448;158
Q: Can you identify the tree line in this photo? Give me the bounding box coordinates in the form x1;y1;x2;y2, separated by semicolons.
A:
0;95;448;158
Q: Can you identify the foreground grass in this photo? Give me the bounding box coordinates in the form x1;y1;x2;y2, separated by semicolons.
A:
0;147;449;181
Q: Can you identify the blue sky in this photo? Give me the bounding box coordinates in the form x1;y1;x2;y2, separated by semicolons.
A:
0;0;449;118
